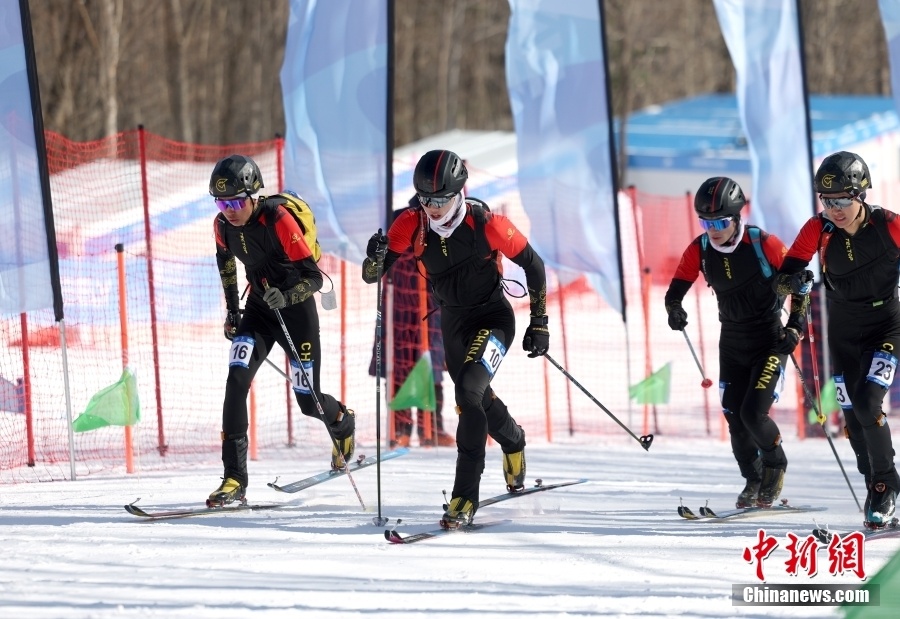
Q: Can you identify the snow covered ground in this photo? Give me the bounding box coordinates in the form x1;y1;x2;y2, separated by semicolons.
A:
0;434;897;619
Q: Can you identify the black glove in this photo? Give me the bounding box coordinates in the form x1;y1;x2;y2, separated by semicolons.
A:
224;309;242;340
522;316;550;358
366;231;388;262
774;327;801;355
789;270;814;295
666;302;688;331
263;287;287;310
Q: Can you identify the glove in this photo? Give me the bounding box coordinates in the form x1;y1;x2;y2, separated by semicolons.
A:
263;287;287;310
366;231;388;261
790;270;815;295
666;302;688;331
522;316;550;358
224;309;242;340
774;327;801;355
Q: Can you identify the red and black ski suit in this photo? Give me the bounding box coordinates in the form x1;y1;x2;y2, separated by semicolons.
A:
215;198;352;486
778;205;900;492
363;199;547;506
665;226;797;482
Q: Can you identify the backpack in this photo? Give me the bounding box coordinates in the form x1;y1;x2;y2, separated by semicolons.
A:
263;190;322;262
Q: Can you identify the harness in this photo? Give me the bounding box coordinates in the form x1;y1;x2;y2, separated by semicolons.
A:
700;225;772;284
412;199;505;313
816;206;898;291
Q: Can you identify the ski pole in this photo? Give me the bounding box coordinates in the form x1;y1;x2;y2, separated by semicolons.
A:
789;351;861;511
544;353;653;450
372;231;388;526
682;330;713;389
262;279;366;510
263;357;290;382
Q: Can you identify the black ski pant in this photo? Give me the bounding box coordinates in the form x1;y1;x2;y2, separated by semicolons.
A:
220;297;352;486
828;299;900;492
442;297;526;507
719;321;788;481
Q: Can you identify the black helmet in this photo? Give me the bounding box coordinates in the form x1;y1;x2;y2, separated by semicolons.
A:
694;177;746;219
209;155;264;197
413;150;468;198
814;151;870;197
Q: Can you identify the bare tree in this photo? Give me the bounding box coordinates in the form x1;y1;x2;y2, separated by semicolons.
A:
26;0;895;147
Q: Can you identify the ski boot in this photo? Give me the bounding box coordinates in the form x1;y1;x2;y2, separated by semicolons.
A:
503;450;526;493
207;477;246;507
440;497;475;530
756;467;785;508
865;481;897;528
331;407;356;470
736;479;761;509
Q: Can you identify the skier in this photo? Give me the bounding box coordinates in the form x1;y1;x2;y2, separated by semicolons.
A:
208;154;355;506
369;200;454;448
362;149;549;528
665;177;811;509
775;151;900;528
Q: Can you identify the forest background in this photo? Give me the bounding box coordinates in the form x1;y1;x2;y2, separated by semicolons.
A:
29;0;888;156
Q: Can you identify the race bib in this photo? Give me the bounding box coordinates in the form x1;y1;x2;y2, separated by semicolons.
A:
228;336;255;369
834;375;853;410
772;367;785;403
867;351;898;389
479;335;507;377
290;358;314;394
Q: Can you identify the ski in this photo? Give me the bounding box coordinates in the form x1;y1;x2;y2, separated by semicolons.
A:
678;498;827;521
267;447;409;493
384;478;587;544
125;447;410;519
124;501;287;520
384;519;511;544
812;518;900;544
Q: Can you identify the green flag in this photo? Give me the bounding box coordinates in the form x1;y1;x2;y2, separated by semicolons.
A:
390;352;436;411
72;367;140;432
807;378;839;424
629;362;671;405
842;546;900;618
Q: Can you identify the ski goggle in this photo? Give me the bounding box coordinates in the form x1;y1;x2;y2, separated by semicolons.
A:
215;196;248;212
819;195;855;210
698;217;733;231
417;193;456;209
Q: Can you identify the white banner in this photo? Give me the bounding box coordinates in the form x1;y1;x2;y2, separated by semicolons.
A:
279;0;389;262
712;0;815;243
505;0;623;313
0;0;58;316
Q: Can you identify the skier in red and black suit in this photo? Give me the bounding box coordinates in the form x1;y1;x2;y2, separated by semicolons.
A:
362;149;549;529
775;151;900;528
665;177;811;510
208;154;355;507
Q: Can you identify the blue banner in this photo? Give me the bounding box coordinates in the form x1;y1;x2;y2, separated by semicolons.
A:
0;0;57;316
712;0;814;243
880;1;900;122
505;0;622;313
279;0;388;262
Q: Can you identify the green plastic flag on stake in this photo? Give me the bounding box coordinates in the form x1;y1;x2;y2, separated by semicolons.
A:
390;352;436;411
72;367;140;432
807;378;839;425
629;362;671;405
